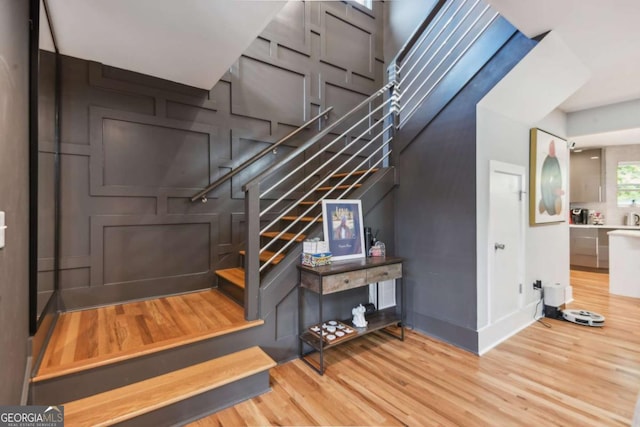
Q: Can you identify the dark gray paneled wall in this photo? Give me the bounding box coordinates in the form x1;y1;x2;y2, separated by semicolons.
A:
38;1;386;310
0;0;30;404
395;32;536;353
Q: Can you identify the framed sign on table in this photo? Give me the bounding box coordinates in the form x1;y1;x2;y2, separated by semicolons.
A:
321;199;366;261
529;128;568;225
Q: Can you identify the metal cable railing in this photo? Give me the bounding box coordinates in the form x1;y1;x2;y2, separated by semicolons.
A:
392;0;499;129
249;92;394;272
240;0;503;320
190;107;332;203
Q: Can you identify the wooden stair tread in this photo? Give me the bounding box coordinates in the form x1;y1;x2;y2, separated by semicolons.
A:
216;268;245;289
316;184;362;191
281;216;322;223
239;250;285;264
32;290;263;382
331;168;378;179
63;346;276;427
261;231;306;242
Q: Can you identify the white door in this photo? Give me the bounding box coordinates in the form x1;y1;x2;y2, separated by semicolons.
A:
488;161;525;323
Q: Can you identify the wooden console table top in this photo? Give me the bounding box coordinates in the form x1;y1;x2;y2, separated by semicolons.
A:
298;256;403;295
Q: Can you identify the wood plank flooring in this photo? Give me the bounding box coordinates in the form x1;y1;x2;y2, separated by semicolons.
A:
34;289;261;381
191;270;640;426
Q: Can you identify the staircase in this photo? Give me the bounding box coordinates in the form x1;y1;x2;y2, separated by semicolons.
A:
215;171;373;308
28;0;521;423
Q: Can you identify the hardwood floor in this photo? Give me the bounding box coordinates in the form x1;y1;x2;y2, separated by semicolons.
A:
34;289;261;381
191;270;640;426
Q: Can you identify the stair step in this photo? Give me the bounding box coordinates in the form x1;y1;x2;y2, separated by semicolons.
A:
331;168;378;179
281;216;322;223
216;267;245;289
261;231;306;242
239;250;285;265
316;184;362;192
63;346;276;427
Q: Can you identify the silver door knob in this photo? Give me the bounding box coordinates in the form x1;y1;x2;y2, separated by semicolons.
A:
494;243;506;250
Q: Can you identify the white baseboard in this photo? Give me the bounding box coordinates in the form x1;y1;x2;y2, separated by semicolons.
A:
478;301;538;355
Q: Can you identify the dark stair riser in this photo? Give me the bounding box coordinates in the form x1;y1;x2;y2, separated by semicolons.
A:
217;274;244;306
29;323;265;405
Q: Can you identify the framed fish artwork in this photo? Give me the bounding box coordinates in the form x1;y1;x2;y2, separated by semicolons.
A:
529;128;569;225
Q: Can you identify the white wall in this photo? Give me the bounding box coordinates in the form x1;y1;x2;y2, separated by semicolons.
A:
476;107;570;352
475;32;586;353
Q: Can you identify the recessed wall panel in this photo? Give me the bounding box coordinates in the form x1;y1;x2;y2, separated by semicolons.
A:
102;119;210;188
103;223;210;284
232;57;305;126
324;13;372;76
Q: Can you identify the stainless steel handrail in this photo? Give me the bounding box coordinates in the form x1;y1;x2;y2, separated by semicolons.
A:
190;107;333;202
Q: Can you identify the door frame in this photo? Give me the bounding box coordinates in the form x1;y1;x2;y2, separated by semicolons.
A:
487;160;526;325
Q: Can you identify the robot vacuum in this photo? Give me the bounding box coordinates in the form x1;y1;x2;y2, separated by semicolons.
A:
562;309;605;327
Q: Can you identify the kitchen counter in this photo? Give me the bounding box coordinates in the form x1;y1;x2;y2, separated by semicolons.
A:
570;224;640;229
608;230;640;298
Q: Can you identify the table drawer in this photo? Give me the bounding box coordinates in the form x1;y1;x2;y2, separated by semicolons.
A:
366;263;402;283
323;270;367;294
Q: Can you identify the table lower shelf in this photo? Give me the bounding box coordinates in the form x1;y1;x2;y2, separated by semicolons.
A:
299;307;401;351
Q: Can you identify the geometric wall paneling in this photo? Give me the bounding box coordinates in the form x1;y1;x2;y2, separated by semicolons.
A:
88;61;214;113
262;0;311;56
89;107;219;197
320;4;375;80
166;100;219;128
42;0;386;312
37;152;55;261
230;56;309;127
57;268;91;291
90;214;218;288
322;81;369;136
275;287;298;340
59;153;91;257
230;131;306;201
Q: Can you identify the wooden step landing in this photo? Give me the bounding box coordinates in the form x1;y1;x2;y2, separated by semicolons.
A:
261;231;306;242
33;289;261;382
239;250;285;265
216;267;245;289
63;346;276;427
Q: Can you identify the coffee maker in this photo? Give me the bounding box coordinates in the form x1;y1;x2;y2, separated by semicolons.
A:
571;208;589;224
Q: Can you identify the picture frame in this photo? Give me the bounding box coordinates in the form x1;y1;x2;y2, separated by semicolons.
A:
322;199;366;261
529;128;568;225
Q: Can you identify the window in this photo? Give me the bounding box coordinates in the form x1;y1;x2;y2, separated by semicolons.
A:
352;0;373;10
617;161;640;206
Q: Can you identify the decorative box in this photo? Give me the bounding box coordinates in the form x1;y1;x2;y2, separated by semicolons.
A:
301;252;332;267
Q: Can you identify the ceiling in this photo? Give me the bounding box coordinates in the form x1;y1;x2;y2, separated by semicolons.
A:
487;0;640;147
40;0;640;147
40;0;286;89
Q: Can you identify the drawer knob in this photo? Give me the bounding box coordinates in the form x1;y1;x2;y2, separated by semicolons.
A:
344;279;350;284
383;272;388;275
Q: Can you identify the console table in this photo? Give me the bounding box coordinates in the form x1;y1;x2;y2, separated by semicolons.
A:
297;256;404;375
